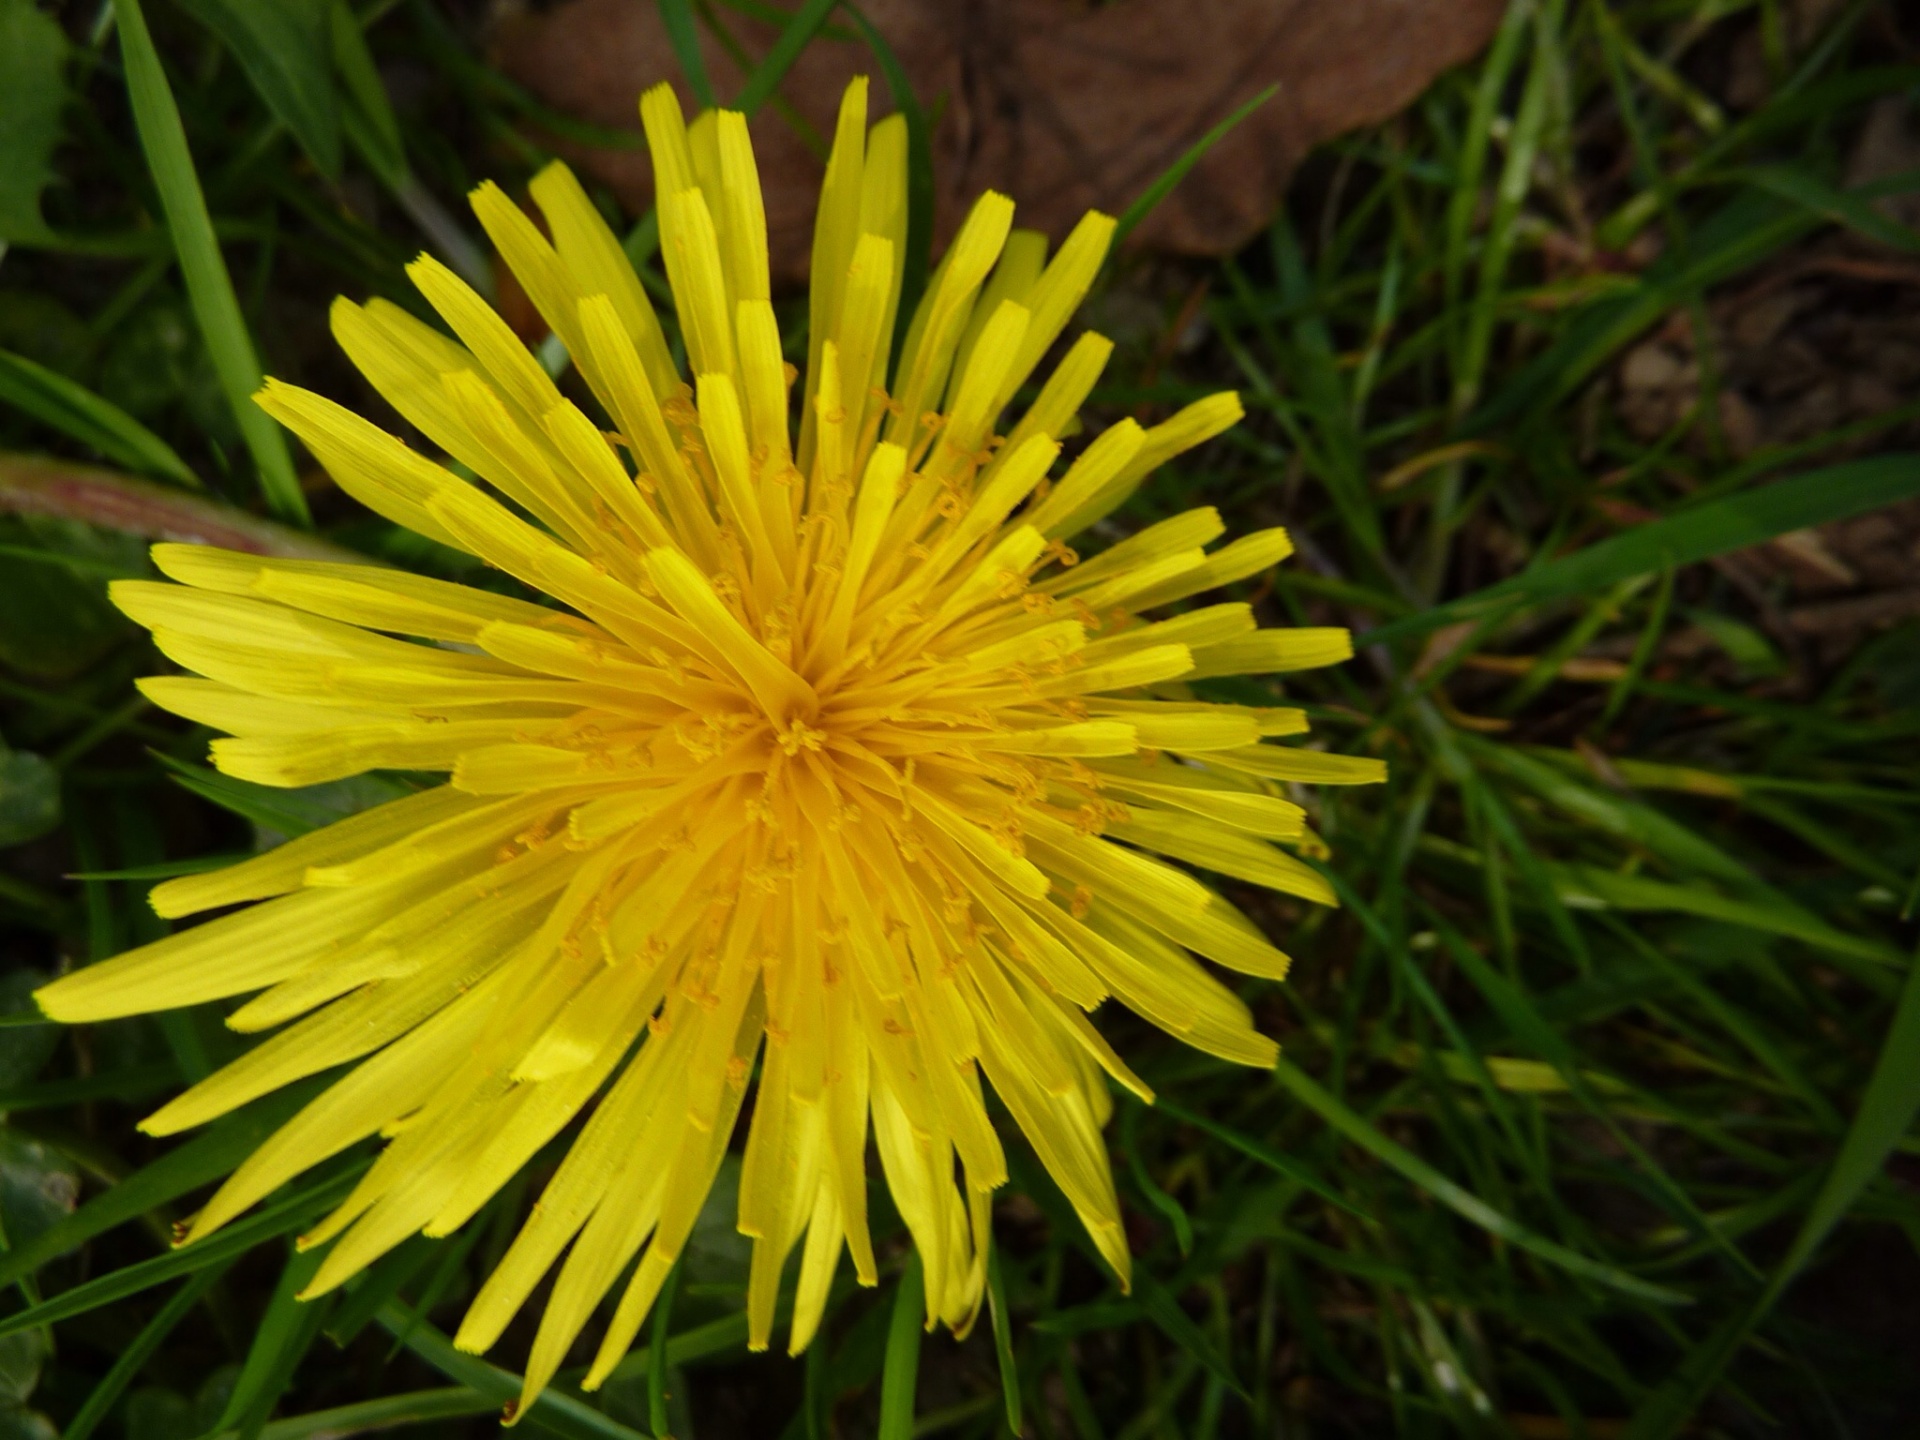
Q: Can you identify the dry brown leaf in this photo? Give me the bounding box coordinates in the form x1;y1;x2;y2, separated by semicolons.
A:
490;0;1506;286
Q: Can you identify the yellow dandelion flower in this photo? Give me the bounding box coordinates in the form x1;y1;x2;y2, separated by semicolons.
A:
36;79;1384;1410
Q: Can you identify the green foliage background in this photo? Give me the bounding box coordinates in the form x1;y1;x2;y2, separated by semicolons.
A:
3;1;1919;1437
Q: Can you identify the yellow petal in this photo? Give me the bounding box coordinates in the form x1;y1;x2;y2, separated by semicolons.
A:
530;160;679;398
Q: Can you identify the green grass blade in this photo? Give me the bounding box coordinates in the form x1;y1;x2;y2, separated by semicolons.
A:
591;1311;754;1388
324;1235;439;1347
1465;739;1758;888
1417;708;1594;970
656;0;715;110
1453;2;1552;413
1553;864;1902;973
1770;931;1920;1279
1112;84;1276;249
1121;1102;1194;1256
1443;0;1532;341
623;208;660;272
1269;1056;1690;1305
374;1304;649;1440
1149;1095;1369;1221
1599;916;1843;1132
155;753;411;838
1130;1269;1247;1401
1740;162;1920;254
1470;187;1815;433
1626;938;1920;1437
1030;1300;1137;1339
0;348;200;486
0;1166;361;1338
985;1243;1022;1436
0;542;142;578
330;0;406;186
112;0;309;524
0;1063;176;1112
878;1251;924;1440
1368;454;1920;646
212;1246;334;1440
0;1080;323;1290
378;1219;485;1362
252;1390;498;1440
67;854;249;881
731;0;838;116
1263;227;1386;559
647;1259;679;1440
62;1262;237;1440
1426;915;1762;1278
1322;845;1568;1210
173;0;342;177
205;1390;499;1440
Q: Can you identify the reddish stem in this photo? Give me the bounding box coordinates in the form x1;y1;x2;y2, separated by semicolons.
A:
0;454;367;563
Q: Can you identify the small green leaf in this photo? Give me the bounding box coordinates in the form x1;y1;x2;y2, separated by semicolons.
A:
0;1329;51;1414
0;289;88;376
123;1387;196;1440
0;747;58;849
1682;607;1785;679
0;1129;79;1255
174;0;342;178
0;0;68;244
0;347;200;486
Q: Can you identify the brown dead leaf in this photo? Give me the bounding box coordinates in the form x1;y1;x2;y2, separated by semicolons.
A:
490;0;1506;286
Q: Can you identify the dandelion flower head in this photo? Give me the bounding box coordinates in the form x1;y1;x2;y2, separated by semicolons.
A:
37;78;1383;1409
